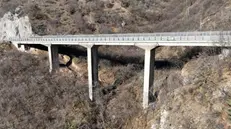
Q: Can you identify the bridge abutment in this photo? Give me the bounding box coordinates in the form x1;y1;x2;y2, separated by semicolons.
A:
18;44;26;51
48;45;59;72
14;44;27;51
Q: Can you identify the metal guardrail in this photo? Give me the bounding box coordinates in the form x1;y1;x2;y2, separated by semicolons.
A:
9;31;231;46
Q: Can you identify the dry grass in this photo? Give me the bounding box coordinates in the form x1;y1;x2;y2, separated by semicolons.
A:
1;0;230;35
0;48;92;129
227;99;231;122
0;44;144;129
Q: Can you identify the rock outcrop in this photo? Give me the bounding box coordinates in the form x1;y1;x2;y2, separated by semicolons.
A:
0;7;32;42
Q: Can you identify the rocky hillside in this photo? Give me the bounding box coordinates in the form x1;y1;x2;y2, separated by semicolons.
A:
0;43;231;129
1;0;231;129
131;55;231;129
1;0;231;35
0;10;32;41
1;0;230;60
0;43;144;129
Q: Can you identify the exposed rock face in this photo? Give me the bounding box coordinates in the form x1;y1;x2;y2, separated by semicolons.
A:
219;48;231;60
0;8;32;42
127;55;231;129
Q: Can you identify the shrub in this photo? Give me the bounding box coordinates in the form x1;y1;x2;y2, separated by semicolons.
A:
0;48;143;129
227;99;231;123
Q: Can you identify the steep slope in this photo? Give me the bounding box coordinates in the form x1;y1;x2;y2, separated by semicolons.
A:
127;55;231;129
1;0;230;60
1;0;231;129
1;0;231;35
1;0;229;60
0;45;88;128
1;44;230;129
0;44;144;129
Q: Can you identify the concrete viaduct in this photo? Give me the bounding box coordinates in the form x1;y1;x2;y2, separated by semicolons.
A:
9;31;231;109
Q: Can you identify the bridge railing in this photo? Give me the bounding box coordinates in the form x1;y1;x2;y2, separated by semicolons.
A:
8;31;231;47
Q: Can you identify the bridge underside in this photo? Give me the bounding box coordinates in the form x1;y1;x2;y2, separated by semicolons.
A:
10;31;231;109
17;44;156;109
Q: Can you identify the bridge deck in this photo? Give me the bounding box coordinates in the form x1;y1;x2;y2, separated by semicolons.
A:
8;31;231;108
10;31;231;47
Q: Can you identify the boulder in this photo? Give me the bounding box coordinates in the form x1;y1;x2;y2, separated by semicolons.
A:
219;48;231;60
0;7;33;48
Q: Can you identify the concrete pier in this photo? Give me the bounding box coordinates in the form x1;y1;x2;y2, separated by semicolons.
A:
91;46;99;87
137;46;156;108
143;48;155;108
11;31;231;110
48;45;59;72
86;45;99;100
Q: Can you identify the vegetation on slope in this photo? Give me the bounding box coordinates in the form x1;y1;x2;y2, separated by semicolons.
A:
0;44;145;129
1;0;231;35
1;43;230;129
126;53;231;129
1;0;231;128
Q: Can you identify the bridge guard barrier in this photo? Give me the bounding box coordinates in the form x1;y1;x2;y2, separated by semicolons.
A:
9;31;231;109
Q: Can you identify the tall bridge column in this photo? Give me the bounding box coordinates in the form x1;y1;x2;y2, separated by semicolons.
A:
137;45;156;109
48;45;59;72
85;45;99;100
